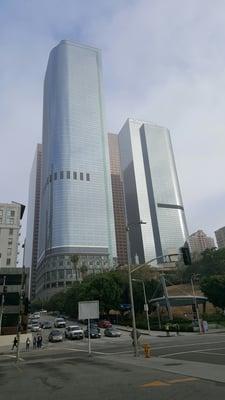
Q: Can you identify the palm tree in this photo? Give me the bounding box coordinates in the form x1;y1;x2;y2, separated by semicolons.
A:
71;255;79;281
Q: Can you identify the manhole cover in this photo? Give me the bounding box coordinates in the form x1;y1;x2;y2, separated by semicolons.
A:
164;363;183;366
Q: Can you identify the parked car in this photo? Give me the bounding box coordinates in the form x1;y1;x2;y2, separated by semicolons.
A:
31;324;41;332
54;318;66;328
48;329;63;342
65;325;84;340
31;318;39;325
104;328;121;337
84;327;101;339
27;323;33;330
33;313;41;319
97;320;112;329
41;321;52;329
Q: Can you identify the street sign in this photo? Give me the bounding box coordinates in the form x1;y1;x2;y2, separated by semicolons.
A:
78;301;99;320
78;301;99;357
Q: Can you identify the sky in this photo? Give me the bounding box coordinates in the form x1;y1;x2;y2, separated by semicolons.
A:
0;0;225;251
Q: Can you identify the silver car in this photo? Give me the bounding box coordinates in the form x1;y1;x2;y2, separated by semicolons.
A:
48;329;63;342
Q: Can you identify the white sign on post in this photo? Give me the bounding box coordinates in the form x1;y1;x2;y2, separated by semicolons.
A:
78;301;99;357
78;300;99;320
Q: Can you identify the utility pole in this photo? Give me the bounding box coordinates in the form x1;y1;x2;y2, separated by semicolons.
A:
126;226;138;357
160;274;173;320
142;280;151;335
191;275;202;334
0;276;6;335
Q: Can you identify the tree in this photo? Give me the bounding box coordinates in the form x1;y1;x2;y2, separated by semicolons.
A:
47;291;66;312
200;275;225;310
79;273;122;315
71;255;79;281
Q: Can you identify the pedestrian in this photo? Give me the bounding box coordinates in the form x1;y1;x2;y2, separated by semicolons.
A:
33;336;37;350
165;323;170;337
26;337;30;351
175;323;180;336
39;334;43;349
37;334;43;349
11;336;18;350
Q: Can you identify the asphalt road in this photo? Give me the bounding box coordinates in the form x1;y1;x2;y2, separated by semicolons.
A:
1;315;225;399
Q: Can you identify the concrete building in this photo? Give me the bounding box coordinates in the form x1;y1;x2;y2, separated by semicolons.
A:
108;133;128;266
215;226;225;249
188;230;215;255
36;41;117;299
0;267;29;335
0;202;25;268
24;144;42;300
118;118;188;264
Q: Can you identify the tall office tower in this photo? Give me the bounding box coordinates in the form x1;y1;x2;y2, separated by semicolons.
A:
24;144;42;300
0;202;25;268
118;118;188;264
188;230;215;255
215;226;225;249
108;133;128;266
37;40;117;299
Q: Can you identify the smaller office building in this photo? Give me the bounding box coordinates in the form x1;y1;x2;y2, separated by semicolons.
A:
215;226;225;249
0;267;29;335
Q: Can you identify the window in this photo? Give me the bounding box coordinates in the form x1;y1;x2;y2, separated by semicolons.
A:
10;210;15;217
0;218;2;224
80;172;83;181
9;218;14;225
7;248;12;256
0;253;1;258
66;171;70;179
49;174;52;182
9;228;13;235
54;172;57;180
86;173;90;181
73;171;77;180
58;269;64;280
0;210;3;216
8;239;13;246
6;258;11;266
60;171;64;179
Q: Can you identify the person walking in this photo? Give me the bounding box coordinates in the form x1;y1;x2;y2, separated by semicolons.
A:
26;337;30;351
11;336;18;350
165;323;170;337
33;336;37;350
175;323;180;336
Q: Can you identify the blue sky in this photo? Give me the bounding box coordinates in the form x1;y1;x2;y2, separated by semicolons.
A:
0;0;225;248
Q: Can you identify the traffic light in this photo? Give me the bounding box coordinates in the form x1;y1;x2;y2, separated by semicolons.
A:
180;246;192;265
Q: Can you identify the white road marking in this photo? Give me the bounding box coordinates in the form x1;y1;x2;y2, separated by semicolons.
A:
152;340;225;351
159;346;225;358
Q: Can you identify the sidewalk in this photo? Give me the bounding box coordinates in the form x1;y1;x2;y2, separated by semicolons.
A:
115;325;225;337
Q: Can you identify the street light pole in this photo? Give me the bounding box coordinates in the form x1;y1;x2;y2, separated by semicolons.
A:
126;226;138;357
191;275;202;334
132;278;151;336
142;280;151;335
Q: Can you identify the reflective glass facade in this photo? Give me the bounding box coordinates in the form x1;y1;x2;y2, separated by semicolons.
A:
119;119;188;264
37;41;116;298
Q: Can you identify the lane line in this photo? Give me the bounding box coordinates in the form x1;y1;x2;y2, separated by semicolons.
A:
152;340;225;351
159;346;225;358
168;377;198;384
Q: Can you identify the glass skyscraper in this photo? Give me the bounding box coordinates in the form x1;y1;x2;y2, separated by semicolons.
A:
36;40;116;299
118;118;188;264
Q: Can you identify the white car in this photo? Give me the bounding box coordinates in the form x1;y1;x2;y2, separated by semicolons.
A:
33;313;41;319
31;324;41;332
54;318;66;328
65;325;84;340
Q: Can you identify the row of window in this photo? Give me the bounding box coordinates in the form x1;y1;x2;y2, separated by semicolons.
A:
46;171;90;185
